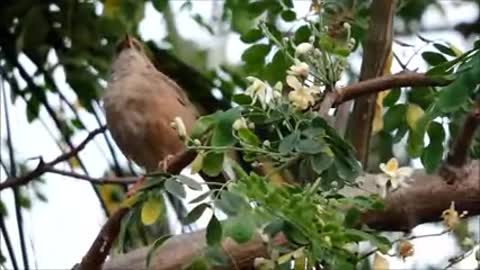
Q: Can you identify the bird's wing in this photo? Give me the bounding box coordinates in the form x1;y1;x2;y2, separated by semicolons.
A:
147;69;198;115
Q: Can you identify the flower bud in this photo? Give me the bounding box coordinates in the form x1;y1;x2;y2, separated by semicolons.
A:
295;42;313;55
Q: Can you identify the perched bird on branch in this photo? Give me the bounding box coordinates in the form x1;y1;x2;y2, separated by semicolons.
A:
103;35;198;177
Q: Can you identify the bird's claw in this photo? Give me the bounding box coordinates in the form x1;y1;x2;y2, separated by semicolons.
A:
159;154;175;172
127;175;146;197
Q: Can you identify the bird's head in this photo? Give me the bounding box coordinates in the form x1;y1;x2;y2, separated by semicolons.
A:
110;35;153;75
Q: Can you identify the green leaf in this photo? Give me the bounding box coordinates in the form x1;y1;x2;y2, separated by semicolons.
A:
422;51;448;66
189;190;213;204
238;128;260;146
225;214;256;243
191;114;217;139
211;108;241;147
427;121;446;144
184;257;211;270
26;95;40;122
383;104;407;132
421;142;443;173
165;179;186;199
345;229;391;253
310;153;334;174
344;207;361;227
151;0;168;12
240;29;264;43
206;214;222;246
436;53;480;113
282;0;294;7
281;10;296;22
294;25;311;44
383;88;401;107
176;175;202;191
182;203;209;225
202;152;224;177
433;43;456;56
215;190;249;216
232;94;252;105
146;234;172;268
295;138;326;154
279;131;300;153
241;44;271;64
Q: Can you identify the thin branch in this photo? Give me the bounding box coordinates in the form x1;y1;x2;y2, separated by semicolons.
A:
0;126;106;191
1;77;29;269
446;98;480;167
334;72;450;105
77;149;197;270
44;168;137;185
0;218;19;270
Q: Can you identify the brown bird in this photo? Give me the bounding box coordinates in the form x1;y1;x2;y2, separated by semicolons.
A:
103;36;198;180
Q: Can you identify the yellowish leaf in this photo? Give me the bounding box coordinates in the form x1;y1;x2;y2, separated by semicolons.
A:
372;51;393;134
99;184;124;215
68;157;80;168
103;0;120;17
406;103;425;130
190;152;204;174
373;252;389;270
141;197;163;225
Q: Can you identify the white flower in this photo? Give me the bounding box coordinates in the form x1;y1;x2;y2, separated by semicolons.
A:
295;42;313;55
171;116;187;140
233;117;248;130
287;61;310;77
245;76;269;108
286;75;319;110
376;158;414;198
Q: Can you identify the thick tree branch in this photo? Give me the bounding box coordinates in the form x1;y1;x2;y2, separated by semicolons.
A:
0;126;106;191
102;162;480;269
77;150;197;270
347;0;396;166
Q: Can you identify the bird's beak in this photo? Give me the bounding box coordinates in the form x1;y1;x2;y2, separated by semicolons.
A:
124;34;133;48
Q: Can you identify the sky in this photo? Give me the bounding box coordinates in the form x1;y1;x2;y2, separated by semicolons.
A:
0;1;479;269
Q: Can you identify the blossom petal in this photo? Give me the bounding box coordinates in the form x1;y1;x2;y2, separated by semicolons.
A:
286;75;302;90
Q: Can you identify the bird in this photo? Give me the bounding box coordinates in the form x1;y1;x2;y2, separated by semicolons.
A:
103;35;198;185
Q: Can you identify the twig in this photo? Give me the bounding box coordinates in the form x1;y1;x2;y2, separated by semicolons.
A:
0;126;107;191
446;99;480;167
0;218;19;270
1;77;29;269
359;230;449;261
44;168;138;185
77;149;197;270
442;245;478;270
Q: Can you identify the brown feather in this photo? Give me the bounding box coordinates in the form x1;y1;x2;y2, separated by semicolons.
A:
103;37;198;172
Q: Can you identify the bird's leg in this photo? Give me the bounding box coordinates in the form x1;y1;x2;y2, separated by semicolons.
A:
158;154;175;172
126;175;146;197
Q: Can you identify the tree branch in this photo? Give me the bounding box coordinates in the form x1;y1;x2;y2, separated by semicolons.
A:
44;168;138;185
446;99;480;167
77;150;197;270
0;126;107;191
333;72;450;105
347;0;396;166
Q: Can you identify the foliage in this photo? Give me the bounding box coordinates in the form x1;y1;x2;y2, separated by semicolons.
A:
1;0;480;269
